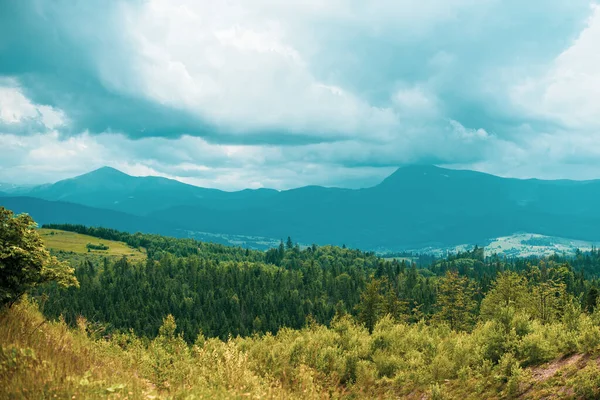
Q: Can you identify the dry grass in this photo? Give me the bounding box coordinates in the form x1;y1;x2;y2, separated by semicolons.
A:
0;298;154;399
0;300;329;399
4;299;600;399
39;228;146;261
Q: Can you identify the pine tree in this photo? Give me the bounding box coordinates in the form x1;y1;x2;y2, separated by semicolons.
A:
586;287;599;312
356;277;383;333
434;270;477;331
480;271;530;321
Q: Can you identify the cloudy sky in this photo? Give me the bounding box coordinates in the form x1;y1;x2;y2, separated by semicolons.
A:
1;0;599;190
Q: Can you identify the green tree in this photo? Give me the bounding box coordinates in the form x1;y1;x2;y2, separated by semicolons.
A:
356;277;383;333
532;280;567;324
480;271;530;321
0;207;78;306
434;270;477;331
381;279;408;322
586;287;599;312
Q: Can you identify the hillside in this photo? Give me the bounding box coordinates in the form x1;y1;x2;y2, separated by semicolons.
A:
39;228;146;261
4;217;600;399
0;196;180;237
7;165;600;250
4;299;600;399
20;166;276;215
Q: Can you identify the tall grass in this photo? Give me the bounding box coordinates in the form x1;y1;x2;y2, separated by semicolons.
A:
3;298;600;399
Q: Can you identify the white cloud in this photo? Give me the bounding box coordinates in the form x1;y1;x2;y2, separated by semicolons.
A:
0;85;66;129
393;86;440;118
2;0;600;188
110;0;401;138
449;120;490;142
511;4;600;130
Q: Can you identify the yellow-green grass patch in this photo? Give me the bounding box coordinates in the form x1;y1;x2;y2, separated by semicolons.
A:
38;228;146;261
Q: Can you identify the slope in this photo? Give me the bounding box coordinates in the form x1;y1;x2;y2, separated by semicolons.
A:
21;166;279;215
39;228;146;261
0;196;180;237
11;165;600;250
148;166;600;249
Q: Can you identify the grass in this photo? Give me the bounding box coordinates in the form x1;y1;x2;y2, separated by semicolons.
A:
3;299;600;399
0;298;155;399
38;228;146;261
0;299;318;399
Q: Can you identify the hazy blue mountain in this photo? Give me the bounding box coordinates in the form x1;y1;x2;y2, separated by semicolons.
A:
21;167;265;215
0;182;39;195
22;166;285;215
0;196;180;237
7;165;600;250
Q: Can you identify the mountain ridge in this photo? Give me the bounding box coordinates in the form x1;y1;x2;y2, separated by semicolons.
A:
4;164;600;251
20;164;600;193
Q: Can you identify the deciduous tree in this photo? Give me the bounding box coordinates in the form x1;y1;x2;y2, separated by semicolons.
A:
0;207;78;307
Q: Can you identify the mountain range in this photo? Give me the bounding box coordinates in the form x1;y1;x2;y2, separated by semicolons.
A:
2;165;600;251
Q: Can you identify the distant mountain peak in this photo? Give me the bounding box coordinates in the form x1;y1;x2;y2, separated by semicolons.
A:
377;164;446;187
89;166;129;176
76;166;131;180
400;164;446;172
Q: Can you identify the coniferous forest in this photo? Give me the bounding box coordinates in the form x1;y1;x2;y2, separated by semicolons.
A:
4;212;600;399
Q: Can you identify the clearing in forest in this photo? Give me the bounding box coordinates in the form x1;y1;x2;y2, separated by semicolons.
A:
38;228;146;261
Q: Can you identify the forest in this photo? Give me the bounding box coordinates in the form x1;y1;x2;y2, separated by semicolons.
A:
3;214;600;398
39;223;600;342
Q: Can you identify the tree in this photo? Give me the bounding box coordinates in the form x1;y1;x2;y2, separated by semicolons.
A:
286;236;294;250
356;277;383;333
0;207;78;306
531;280;567;324
586;287;599;312
381;279;408;322
434;270;477;331
480;271;530;321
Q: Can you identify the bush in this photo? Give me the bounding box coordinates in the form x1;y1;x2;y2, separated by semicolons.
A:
86;243;110;251
517;326;555;366
577;315;600;353
572;362;600;399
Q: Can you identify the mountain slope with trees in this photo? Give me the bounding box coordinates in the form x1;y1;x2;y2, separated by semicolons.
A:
4;211;600;398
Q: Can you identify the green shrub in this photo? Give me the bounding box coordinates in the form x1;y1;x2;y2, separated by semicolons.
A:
577;315;600;353
86;243;109;251
572;362;600;399
517;328;554;366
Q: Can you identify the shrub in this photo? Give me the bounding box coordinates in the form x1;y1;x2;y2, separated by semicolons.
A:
86;243;109;251
572;362;600;399
577;315;600;353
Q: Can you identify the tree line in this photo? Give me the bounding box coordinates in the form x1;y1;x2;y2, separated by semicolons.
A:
37;225;600;343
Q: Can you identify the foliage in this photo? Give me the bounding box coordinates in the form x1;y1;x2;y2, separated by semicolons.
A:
433;270;477;331
0;208;78;306
3;217;600;398
86;243;110;251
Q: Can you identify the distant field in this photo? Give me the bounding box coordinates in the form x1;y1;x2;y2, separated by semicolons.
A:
39;228;146;261
383;256;416;263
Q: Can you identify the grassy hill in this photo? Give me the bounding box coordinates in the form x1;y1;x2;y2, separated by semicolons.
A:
39;228;146;261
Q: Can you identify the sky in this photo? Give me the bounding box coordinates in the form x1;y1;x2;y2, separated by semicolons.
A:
1;0;599;190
